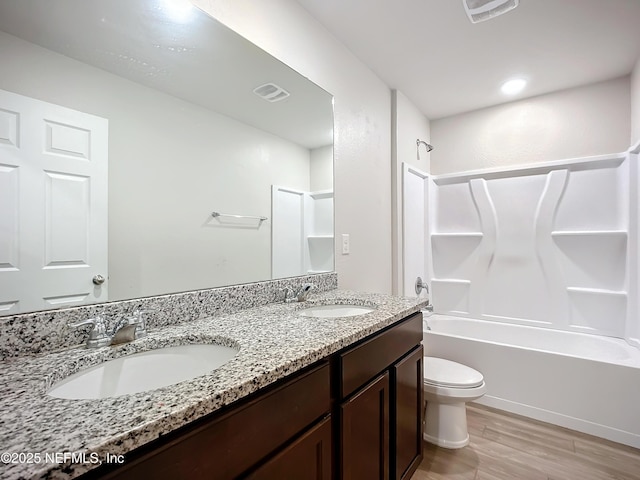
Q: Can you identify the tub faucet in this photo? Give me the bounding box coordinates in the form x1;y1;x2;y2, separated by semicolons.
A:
422;304;434;331
69;312;148;349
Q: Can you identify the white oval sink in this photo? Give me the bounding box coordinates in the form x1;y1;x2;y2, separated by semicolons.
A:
298;304;375;318
48;344;239;399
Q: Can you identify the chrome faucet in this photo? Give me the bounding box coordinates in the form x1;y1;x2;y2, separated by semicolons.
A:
69;311;150;349
281;283;314;303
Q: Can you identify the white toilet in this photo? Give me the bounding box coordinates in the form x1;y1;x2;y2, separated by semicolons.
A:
423;356;486;448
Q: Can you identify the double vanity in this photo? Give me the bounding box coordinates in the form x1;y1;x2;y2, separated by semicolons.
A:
1;290;427;480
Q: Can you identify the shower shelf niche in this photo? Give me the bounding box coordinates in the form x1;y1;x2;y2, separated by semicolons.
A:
307;235;334;239
552;230;627;291
431;279;471;314
566;287;627;336
306;235;334;274
431;232;483;280
431;232;483;237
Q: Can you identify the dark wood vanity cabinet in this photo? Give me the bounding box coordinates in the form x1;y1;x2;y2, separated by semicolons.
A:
338;312;424;480
82;312;423;480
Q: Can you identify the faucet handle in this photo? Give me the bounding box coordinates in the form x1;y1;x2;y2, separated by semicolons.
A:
69;315;110;348
128;308;154;338
296;283;314;301
280;287;296;303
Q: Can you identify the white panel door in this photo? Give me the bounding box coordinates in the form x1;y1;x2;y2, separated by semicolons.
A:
0;89;108;314
402;163;430;298
271;185;305;278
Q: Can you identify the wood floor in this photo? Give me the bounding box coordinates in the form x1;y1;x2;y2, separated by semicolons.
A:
411;403;640;480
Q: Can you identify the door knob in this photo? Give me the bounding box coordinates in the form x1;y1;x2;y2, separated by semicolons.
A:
92;274;106;285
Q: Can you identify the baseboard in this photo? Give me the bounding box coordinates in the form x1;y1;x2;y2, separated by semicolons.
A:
475;395;640;449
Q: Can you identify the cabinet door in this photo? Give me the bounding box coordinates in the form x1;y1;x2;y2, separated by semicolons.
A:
340;372;390;480
86;363;330;480
246;416;332;480
392;345;424;480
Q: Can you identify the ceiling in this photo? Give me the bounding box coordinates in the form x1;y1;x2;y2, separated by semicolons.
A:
295;0;640;120
0;0;333;149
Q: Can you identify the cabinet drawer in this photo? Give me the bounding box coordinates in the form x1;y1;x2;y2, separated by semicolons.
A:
340;312;422;398
92;362;330;480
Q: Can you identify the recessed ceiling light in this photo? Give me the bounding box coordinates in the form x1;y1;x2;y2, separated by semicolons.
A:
501;78;527;95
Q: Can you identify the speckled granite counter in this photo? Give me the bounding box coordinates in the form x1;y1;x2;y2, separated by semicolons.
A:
0;290;427;480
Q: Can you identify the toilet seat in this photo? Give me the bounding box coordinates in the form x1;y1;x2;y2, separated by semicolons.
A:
423;356;484;388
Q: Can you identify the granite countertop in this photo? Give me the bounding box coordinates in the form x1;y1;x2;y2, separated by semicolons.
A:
0;290;427;480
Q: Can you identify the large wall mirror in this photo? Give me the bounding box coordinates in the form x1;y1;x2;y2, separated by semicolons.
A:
0;0;334;316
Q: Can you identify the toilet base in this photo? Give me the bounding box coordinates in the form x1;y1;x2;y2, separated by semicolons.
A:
423;430;469;449
424;400;471;449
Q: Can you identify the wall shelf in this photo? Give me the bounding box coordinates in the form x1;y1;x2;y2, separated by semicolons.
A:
431;232;483;238
431;279;471;315
431;234;483;279
566;287;627;337
552;231;627;291
551;230;627;237
566;287;627;296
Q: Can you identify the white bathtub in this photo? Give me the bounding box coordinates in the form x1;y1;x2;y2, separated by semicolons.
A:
423;314;640;448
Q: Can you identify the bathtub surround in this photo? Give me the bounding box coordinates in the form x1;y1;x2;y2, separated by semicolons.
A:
424;315;640;448
0;273;336;360
426;150;638;348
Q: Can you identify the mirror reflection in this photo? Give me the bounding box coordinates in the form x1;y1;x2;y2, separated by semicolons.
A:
0;0;334;316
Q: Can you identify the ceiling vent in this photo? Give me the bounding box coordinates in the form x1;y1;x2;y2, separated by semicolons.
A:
253;83;290;102
462;0;519;23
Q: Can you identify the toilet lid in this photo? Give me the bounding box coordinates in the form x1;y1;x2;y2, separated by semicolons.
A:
423;357;484;388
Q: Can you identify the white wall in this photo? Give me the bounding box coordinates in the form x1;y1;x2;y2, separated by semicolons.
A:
193;0;393;293
391;90;431;294
0;31;311;299
431;76;631;175
632;57;640;146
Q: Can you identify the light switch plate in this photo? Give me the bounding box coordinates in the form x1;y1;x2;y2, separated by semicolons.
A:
342;234;350;255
